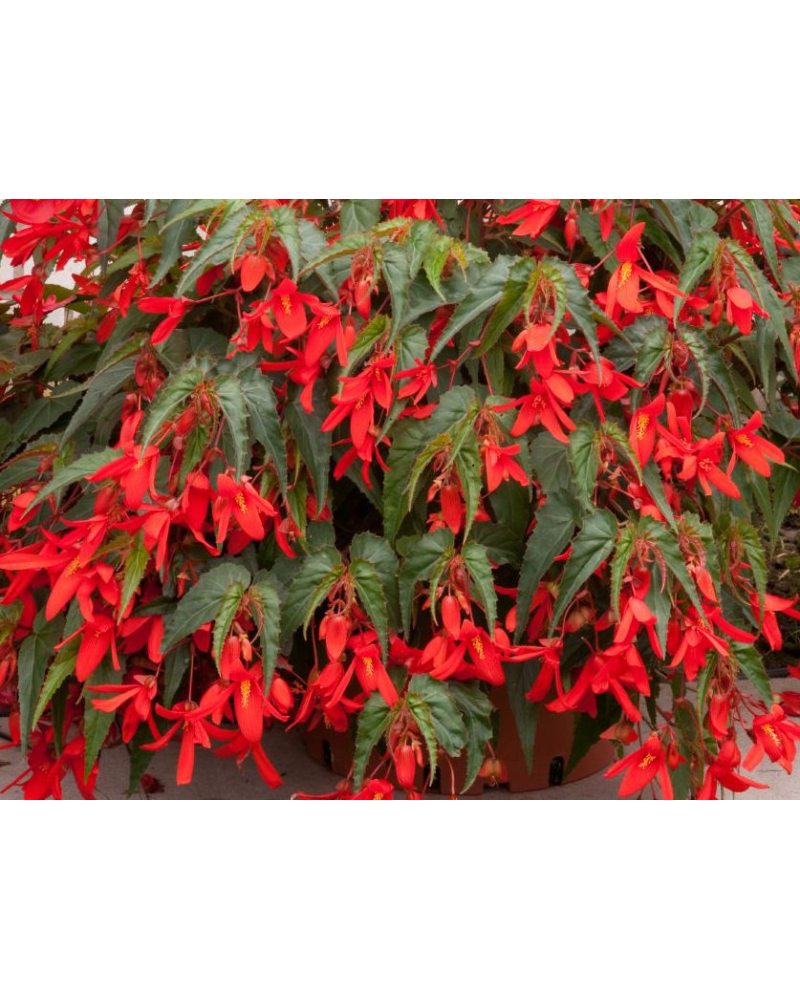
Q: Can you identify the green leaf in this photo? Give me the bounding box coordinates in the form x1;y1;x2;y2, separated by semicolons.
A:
743;199;783;289
398;530;455;636
118;532;150;621
461;540;497;634
530;433;572;494
139;366;203;452
382;242;411;328
568;422;599;508
506;660;541;771
632;316;670;392
61;354;137;444
350;533;400;631
161;563;252;653
675;231;719;324
17;611;63;751
514;490;579;641
549;258;602;376
31;446;122;511
641;517;705;619
285;387;332;510
32;644;78;730
175;201;248;296
644;561;671;659
351;559;389;661
270;205;302;279
249;576;281;689
216;375;249;477
642;462;678;531
408;674;467;761
151;200;196;285
340;199;381;235
240;371;287;498
549;510;617;633
736;520;768;619
432;256;512;360
733;642;772;706
422;235;453;300
163;645;190;708
281;547;343;643
96;199;128;265
382;386;477;541
83;656;119;779
610;522;637;618
454;435;481;539
212;581;245;666
344;313;390;374
353;693;391;790
476;258;538;358
450;682;494;793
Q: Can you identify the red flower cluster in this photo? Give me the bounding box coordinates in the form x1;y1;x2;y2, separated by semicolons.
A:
1;197;799;801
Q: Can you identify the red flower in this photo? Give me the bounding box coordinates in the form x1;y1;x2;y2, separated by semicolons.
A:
395;359;438;404
743;704;800;775
502;379;576;443
8;199;74;224
605;732;674;799
605;222;685;317
321;355;394;450
725;285;768;336
89;674;159;742
213;473;276;544
628;395;665;467
137;295;193;345
698;740;768;799
728;412;784;477
496;200;559;239
141;700;231;786
482;440;530;493
268;278;316;339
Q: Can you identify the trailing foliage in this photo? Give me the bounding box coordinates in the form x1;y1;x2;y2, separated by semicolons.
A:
1;197;800;800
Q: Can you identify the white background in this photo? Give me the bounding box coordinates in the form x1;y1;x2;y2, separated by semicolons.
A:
4;2;800;998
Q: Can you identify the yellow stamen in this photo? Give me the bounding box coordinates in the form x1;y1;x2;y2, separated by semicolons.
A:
472;637;485;661
373;792;383;799
354;394;367;410
762;723;782;749
239;679;251;708
636;414;649;440
735;433;753;447
639;752;657;769
362;656;373;677
281;295;292;314
67;556;82;576
317;315;330;328
234;492;247;512
619;261;633;289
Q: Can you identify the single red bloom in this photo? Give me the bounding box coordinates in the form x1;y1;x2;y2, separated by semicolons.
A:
137;295;193;345
727;411;784;478
482;440;530;494
605;222;685;317
496;200;559;239
628;394;665;467
725;284;768;336
213;473;276;544
698;739;769;799
605;732;674;799
89;673;159;743
268;278;316;339
743;704;800;775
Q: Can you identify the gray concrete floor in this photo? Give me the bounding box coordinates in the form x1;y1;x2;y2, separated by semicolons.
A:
1;678;798;800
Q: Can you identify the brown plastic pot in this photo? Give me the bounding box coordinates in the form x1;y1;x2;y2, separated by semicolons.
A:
304;681;614;795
